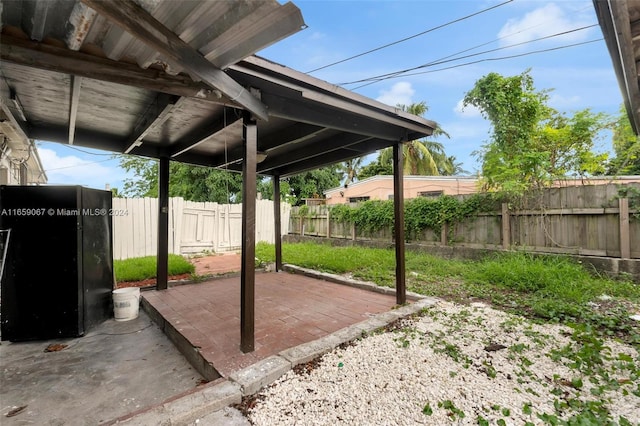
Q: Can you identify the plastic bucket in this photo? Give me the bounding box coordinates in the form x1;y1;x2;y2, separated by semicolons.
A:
112;288;140;321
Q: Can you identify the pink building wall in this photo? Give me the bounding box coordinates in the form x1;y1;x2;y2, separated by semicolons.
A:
324;176;479;205
324;175;640;205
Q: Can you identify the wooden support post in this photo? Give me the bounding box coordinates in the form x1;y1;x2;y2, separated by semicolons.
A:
273;176;282;272
156;156;169;290
240;112;257;353
619;198;630;259
326;207;331;239
351;222;356;241
440;223;448;246
501;203;511;250
393;143;406;305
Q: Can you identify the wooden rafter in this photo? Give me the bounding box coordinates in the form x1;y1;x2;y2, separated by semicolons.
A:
80;0;269;121
170;107;242;158
125;94;182;154
68;76;82;145
0;78;30;142
258;133;372;173
0;36;233;105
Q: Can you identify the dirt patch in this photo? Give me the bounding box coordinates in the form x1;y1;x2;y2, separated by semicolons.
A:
116;273;191;289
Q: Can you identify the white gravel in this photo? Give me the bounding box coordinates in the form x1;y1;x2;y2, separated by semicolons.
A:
248;301;640;425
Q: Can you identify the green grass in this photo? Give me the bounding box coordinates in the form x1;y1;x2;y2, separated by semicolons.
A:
255;242;640;343
114;254;195;282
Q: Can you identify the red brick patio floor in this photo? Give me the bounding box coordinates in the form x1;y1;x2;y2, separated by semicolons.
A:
142;271;398;377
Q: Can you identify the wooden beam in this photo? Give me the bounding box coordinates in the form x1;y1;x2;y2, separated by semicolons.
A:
170;107;242;158
258;133;373;173
68;76;82;145
125;94;181;154
31;1;50;41
0;77;30;142
265;138;392;177
240;111;257;353
80;0;269;121
157;157;170;291
0;35;231;104
393;143;406;305
258;91;407;141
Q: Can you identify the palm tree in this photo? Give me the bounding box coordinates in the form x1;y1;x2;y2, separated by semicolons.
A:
337;157;363;187
379;102;451;175
440;156;469;176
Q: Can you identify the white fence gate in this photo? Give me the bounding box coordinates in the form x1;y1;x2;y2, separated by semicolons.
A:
112;197;290;260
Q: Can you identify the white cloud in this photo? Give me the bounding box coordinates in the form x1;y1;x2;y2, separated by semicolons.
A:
442;120;491;141
38;147;125;190
548;93;583;110
454;99;482;118
376;82;414;107
497;3;591;48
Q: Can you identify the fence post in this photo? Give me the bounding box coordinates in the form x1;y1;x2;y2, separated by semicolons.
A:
326;207;331;239
619;198;630;259
440;223;448;246
351;222;356;241
501;203;511;249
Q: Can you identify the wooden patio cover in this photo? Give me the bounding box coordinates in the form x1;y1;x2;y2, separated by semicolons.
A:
0;0;436;352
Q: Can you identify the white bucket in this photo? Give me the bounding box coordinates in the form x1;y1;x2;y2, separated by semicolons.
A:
112;288;141;321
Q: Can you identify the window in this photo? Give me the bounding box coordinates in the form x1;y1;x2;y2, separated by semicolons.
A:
348;196;370;203
418;190;443;198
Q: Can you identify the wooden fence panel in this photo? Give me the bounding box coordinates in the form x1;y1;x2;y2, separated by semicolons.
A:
112;197;290;259
288;183;640;259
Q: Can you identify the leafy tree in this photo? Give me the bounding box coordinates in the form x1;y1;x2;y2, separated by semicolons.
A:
118;155;242;203
257;177;293;203
463;70;609;194
608;104;640;175
358;157;393;180
284;166;341;205
534;109;609;178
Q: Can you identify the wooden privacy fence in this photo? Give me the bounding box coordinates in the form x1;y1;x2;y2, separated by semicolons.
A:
289;184;640;259
112;197;291;260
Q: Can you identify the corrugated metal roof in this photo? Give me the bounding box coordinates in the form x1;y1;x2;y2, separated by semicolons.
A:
2;0;305;74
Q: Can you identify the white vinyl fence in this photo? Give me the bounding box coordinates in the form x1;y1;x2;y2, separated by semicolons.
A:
112;197;291;260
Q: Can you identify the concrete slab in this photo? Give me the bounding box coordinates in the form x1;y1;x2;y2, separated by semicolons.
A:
0;311;203;425
114;380;242;425
229;356;291;396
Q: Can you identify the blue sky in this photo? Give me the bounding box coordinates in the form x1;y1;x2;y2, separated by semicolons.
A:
38;0;623;190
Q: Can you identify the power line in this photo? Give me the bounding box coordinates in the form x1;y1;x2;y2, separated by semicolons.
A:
342;24;599;86
351;38;603;90
306;0;514;73
44;157;115;172
42;143;116;156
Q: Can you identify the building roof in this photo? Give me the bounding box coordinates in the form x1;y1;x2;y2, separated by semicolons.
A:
593;0;640;134
0;0;437;178
324;175;479;196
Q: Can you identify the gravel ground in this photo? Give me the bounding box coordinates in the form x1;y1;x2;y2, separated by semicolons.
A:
247;301;639;425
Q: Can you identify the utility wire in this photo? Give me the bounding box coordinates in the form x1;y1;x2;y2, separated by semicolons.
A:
44;157;115;172
351;38;603;90
306;0;514;73
342;24;598;86
46;143;116;156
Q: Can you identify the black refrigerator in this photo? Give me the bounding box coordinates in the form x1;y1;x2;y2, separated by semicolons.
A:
0;185;114;341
